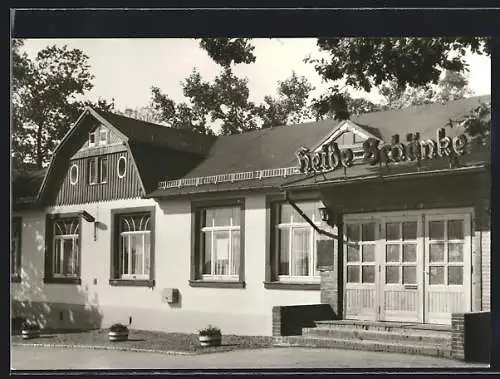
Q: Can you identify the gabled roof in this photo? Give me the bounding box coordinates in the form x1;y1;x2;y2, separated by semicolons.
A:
94;110;216;156
150;95;491;197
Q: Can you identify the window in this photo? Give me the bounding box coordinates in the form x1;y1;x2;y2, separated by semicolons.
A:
117;156;127;178
346;222;377;283
428;219;465;285
99;128;109;146
384;221;418;285
89;131;96;148
11;217;22;281
88;158;97;184
99;157;108;183
267;200;322;288
88;157;108;185
191;200;245;288
69;164;79;185
44;214;81;284
110;208;155;287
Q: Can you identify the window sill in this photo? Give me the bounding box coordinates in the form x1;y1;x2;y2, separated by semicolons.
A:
11;275;21;283
43;277;81;285
189;280;245;289
109;279;155;288
263;281;320;290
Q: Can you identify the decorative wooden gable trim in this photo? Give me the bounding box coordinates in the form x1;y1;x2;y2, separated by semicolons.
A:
37;107;147;204
310;120;382;152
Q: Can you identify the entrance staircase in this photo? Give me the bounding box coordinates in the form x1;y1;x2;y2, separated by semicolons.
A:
273;319;453;358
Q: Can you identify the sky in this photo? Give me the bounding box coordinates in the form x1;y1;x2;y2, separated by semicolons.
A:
20;38;491;114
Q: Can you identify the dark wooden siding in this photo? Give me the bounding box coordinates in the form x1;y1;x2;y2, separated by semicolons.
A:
53;151;144;205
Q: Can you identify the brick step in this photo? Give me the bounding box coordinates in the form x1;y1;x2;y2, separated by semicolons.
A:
303;326;451;346
314;320;453;334
273;335;453;359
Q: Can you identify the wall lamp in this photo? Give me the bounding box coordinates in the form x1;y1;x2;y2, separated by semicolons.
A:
80;211;97;241
318;206;334;224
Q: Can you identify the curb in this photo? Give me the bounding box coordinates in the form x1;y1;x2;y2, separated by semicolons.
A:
12;342;196;356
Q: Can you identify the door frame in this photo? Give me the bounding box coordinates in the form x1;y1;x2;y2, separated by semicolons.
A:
343;207;474;324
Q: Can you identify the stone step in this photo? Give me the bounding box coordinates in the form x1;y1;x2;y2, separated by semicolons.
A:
303;326;451;346
273;335;453;359
314;320;453;335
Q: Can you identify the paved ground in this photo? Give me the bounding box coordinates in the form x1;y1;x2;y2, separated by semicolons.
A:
11;345;489;370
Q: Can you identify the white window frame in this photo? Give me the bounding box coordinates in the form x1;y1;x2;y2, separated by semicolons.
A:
88;158;97;185
69;163;79;185
275;201;322;282
117;156;127;179
99;157;108;184
52;218;80;278
88;131;96;148
99;128;109;146
200;207;241;280
117;214;151;280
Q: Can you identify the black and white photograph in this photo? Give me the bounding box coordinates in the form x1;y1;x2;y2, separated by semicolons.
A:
10;8;494;372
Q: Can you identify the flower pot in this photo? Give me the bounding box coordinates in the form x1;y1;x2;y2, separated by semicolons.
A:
21;329;40;340
199;334;221;347
108;331;129;342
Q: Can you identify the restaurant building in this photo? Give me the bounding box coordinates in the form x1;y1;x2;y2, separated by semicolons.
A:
11;96;491;358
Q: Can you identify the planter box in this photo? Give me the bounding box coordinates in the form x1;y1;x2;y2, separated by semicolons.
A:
199;335;222;347
108;331;129;342
21;329;40;340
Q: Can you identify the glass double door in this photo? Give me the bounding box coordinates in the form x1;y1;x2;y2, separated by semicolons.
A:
344;210;471;325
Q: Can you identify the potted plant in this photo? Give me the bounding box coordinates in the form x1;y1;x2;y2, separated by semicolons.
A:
108;323;129;342
198;325;222;347
21;321;40;340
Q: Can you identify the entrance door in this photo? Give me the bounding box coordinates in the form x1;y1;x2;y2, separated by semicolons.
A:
344;209;472;325
424;212;471;324
379;217;422;323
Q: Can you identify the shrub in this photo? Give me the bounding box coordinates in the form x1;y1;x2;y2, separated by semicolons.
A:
12;317;27;334
21;321;40;331
109;323;129;333
198;325;221;337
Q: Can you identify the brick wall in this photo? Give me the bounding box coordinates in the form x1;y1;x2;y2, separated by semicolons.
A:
451;311;491;362
272;304;336;336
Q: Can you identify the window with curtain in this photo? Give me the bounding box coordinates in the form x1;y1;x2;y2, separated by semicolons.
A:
274;200;322;281
199;206;241;279
117;213;151;279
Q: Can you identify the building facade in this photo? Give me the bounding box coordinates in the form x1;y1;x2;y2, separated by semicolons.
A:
11;96;491;337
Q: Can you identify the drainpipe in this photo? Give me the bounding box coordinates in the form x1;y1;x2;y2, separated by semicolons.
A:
283;190;339;240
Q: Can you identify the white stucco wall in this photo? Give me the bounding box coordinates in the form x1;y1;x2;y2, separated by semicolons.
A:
12;194;321;336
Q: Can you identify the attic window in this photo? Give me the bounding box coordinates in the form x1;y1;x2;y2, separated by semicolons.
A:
99;128;109;146
89;131;96;148
69;164;79;185
117;156;127;179
353;133;363;144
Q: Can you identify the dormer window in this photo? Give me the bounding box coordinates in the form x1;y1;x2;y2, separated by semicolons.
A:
89;131;96;148
99;128;109;146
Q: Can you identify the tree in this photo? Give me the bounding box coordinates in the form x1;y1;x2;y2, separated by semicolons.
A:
199;38;256;68
12;40;115;169
257;71;314;128
117;106;163;124
306;37;490;119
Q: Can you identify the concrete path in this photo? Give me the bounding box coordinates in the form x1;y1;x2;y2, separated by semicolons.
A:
11;345;489;370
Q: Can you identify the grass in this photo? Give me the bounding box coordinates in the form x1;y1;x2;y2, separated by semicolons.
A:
11;328;274;355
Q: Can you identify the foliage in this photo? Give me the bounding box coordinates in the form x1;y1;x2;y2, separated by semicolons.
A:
199;38;256;68
306;37;489;119
21;321;40;331
447;101;491;137
198;325;221;337
109;323;129;333
11;39;115;170
257;71;314;128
